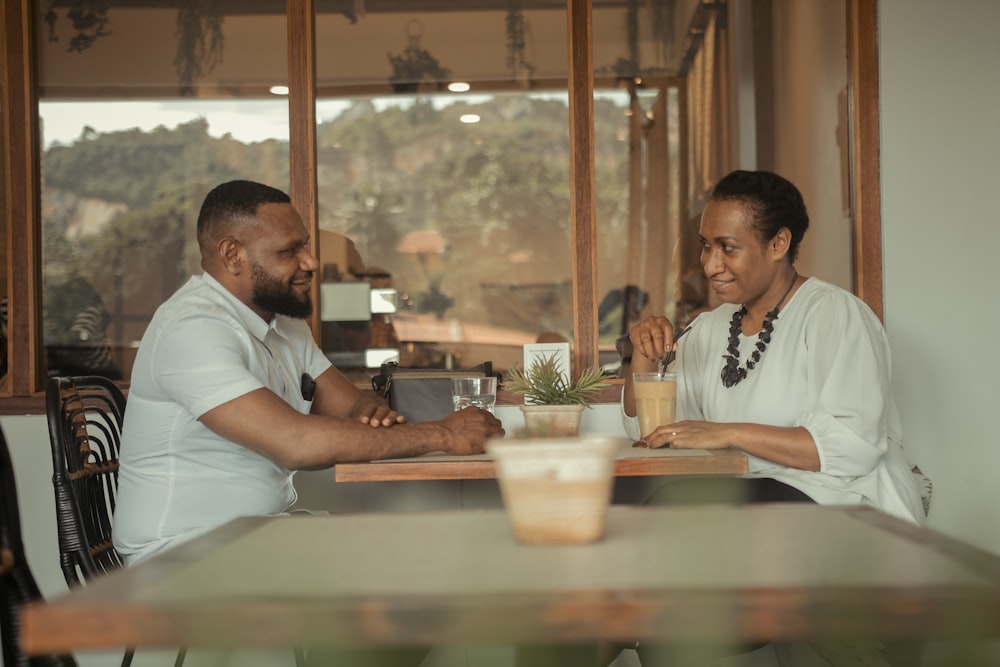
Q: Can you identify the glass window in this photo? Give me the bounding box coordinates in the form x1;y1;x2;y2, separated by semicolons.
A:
314;1;686;375
1;45;6;387
315;4;575;373
9;0;857;393
592;1;699;366
593;82;685;368
36;2;289;382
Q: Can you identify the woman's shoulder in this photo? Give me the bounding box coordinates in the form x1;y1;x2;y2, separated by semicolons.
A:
793;277;886;340
796;277;878;316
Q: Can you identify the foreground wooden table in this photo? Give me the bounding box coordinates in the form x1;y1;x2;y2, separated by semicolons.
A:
334;444;749;482
22;504;1000;655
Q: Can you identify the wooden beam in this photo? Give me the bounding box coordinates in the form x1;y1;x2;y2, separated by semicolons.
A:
287;0;322;338
1;0;44;396
566;0;598;375
847;0;884;321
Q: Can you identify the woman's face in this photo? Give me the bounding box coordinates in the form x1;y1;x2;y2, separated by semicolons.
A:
698;199;783;308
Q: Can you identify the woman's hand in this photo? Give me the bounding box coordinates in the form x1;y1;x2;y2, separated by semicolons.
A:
623;315;677;416
629;316;676;367
643;420;820;472
643;420;733;450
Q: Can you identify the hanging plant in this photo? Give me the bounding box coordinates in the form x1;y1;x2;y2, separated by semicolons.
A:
387;20;450;94
175;0;225;97
43;1;224;96
597;0;672;85
505;0;535;87
44;1;112;53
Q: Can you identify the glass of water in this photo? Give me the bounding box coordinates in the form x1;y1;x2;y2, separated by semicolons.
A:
451;376;498;414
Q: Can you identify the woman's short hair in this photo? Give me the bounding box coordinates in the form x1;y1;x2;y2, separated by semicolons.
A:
709;170;809;263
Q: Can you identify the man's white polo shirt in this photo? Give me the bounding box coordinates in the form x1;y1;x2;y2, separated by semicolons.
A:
113;273;332;564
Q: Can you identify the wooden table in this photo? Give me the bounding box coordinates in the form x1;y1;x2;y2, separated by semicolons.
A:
334;445;749;482
21;504;1000;655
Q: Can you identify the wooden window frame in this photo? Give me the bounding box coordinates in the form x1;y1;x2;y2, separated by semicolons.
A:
0;0;881;413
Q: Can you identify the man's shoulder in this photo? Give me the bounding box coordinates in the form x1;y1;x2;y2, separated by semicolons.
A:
155;276;241;325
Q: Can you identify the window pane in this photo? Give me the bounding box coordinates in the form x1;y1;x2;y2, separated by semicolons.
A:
36;2;289;381
0;43;6;387
316;2;580;373
592;1;685;371
593;82;683;375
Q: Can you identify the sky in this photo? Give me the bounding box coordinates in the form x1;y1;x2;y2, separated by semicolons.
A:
42;99;305;148
38;94;501;149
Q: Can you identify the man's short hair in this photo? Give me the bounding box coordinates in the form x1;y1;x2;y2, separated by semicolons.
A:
197;180;291;244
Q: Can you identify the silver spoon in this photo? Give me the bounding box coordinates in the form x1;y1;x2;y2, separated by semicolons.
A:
659;324;692;374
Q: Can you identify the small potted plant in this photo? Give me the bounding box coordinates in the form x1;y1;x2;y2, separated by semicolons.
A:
506;353;610;437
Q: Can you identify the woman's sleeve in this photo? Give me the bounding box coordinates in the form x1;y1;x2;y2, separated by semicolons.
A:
675;314;707;421
621;392;641;440
799;295;894;477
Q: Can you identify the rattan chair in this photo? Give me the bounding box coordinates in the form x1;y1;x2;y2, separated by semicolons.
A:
46;375;128;586
45;376;176;667
46;376;304;667
1;423;77;666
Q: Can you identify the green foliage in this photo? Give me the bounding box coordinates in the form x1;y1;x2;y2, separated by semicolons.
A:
506;353;609;406
387;46;450;92
40;93;646;348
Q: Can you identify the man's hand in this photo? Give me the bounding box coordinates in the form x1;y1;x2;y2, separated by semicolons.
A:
352;398;406;428
439;407;505;455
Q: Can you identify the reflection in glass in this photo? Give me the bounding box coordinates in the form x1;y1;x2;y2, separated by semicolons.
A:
315;92;579;372
314;2;685;372
36;2;289;381
0;79;6;384
315;4;577;372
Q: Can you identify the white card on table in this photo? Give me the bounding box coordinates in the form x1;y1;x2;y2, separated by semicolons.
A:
522;342;571;384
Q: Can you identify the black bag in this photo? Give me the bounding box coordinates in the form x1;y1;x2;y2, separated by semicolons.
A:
371;361;496;422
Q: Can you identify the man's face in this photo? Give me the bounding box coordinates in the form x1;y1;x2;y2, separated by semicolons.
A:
244;203;319;320
250;256;313;319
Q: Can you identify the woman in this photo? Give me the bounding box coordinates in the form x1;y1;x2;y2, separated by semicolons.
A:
623;169;924;524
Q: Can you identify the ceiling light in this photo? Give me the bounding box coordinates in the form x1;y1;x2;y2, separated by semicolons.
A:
459;114;480;124
448;82;471;93
269;85;289;96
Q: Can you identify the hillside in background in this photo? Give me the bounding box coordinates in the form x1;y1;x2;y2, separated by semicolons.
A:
40;95;631;349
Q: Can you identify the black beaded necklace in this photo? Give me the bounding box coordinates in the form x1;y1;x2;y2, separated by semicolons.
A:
720;272;798;388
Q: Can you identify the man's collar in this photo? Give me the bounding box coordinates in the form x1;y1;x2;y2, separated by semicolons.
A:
199;272;287;343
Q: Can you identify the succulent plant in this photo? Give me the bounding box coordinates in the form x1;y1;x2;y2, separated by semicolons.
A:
506;353;609;406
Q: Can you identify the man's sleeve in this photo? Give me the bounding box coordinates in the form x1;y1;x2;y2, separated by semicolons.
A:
149;313;264;419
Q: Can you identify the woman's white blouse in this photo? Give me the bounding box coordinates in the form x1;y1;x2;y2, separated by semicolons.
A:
623;277;924;523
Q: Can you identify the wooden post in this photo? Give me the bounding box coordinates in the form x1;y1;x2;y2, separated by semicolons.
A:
287;0;321;337
847;0;884;321
566;0;598;375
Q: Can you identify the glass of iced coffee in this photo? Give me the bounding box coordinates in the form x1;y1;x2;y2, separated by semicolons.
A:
632;371;677;439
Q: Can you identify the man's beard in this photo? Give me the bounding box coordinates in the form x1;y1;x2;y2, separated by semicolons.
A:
250;261;313;319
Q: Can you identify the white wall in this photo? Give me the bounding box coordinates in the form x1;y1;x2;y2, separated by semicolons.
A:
880;0;1000;554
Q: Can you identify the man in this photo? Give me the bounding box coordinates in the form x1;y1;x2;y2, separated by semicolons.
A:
113;180;504;565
